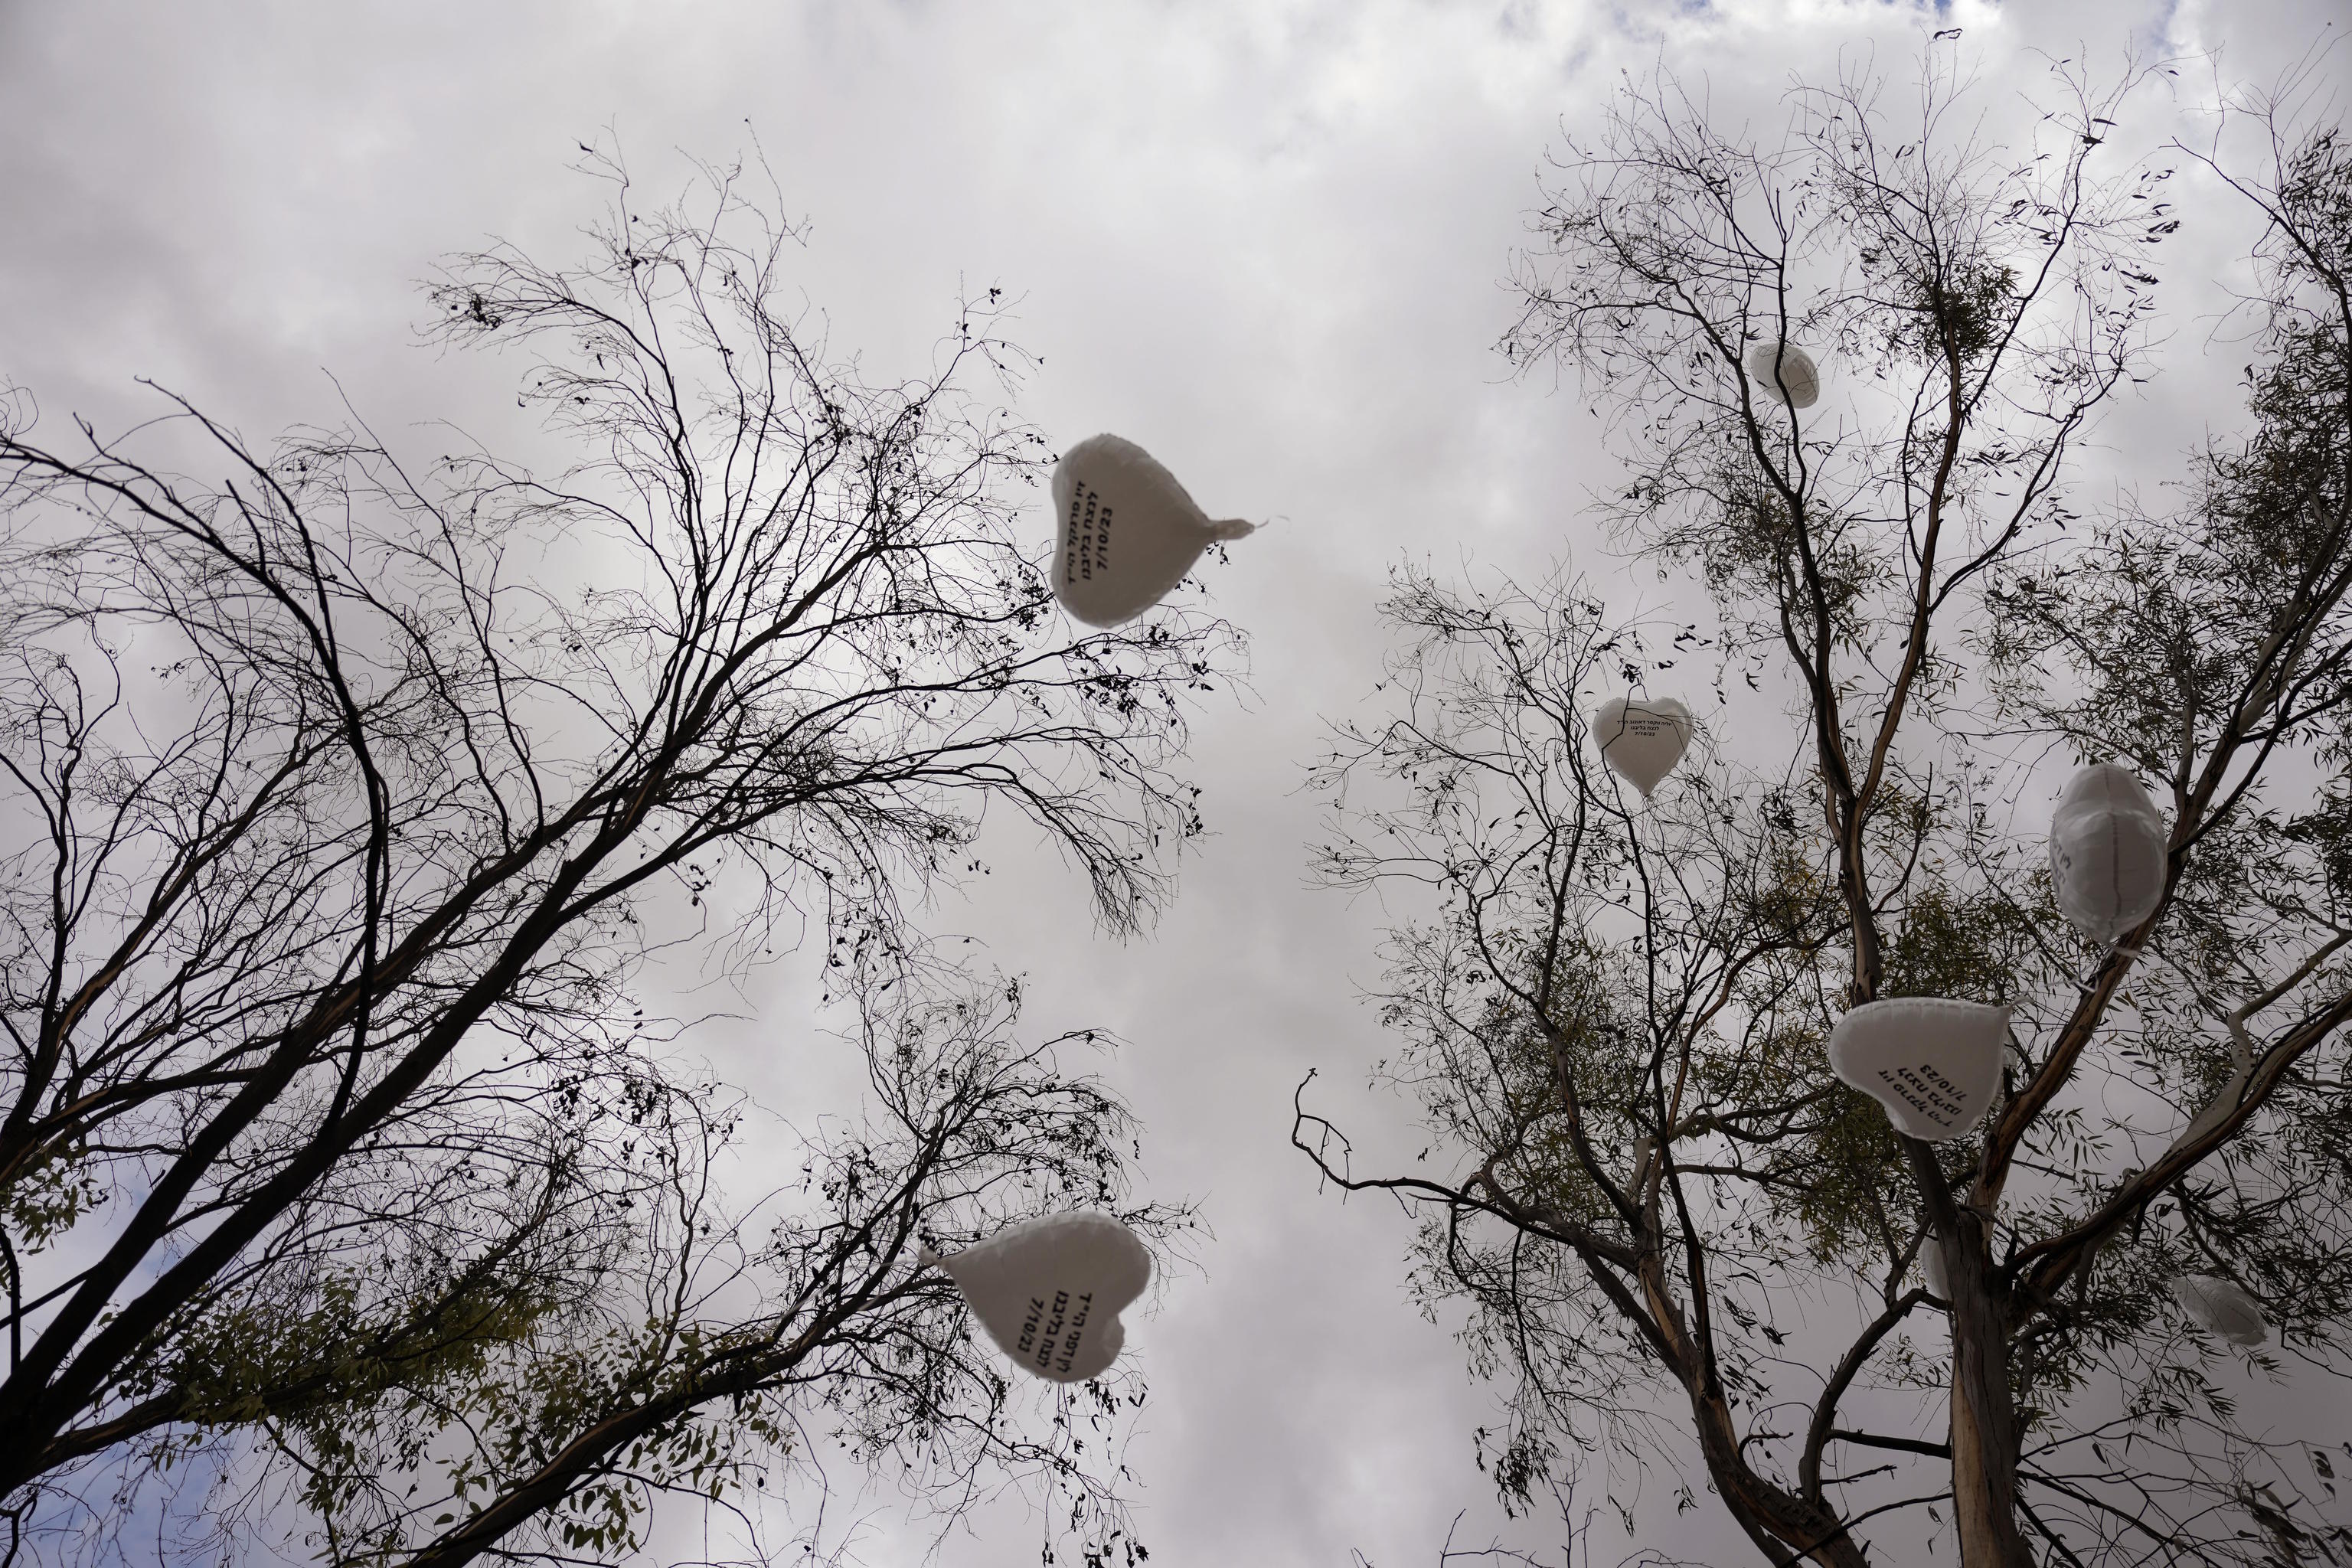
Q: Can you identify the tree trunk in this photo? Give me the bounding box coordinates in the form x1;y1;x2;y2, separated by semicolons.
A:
1945;1233;2032;1568
1642;1260;1872;1567
1688;1389;1873;1568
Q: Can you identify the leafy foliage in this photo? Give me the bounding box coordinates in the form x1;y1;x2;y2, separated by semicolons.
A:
1301;49;2352;1568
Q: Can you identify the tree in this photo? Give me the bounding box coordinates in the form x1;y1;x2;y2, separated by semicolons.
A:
1296;45;2352;1568
0;148;1236;1566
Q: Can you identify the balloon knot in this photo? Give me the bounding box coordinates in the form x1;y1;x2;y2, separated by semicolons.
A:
1204;517;1257;541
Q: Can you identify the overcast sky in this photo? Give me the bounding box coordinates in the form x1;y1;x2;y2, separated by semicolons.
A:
3;1;2346;1565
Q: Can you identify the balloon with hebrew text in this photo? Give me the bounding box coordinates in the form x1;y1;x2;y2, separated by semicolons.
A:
1593;696;1695;799
2169;1275;2267;1347
1745;341;1820;409
2049;763;2168;946
1829;998;2010;1143
1050;434;1256;628
926;1211;1152;1383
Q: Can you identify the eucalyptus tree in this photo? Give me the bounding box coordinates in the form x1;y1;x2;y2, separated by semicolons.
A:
0;149;1233;1566
1297;51;2352;1568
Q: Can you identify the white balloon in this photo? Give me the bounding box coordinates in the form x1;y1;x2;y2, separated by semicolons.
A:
1593;696;1696;798
1920;1242;1950;1302
1828;998;2011;1143
1745;341;1821;409
927;1211;1152;1383
2169;1274;2267;1347
1050;434;1255;628
2049;763;2168;946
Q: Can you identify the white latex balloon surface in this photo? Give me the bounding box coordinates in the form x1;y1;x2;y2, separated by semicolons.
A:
1828;998;2010;1143
2049;763;2168;946
1745;341;1821;409
1593;696;1696;799
1921;1243;1950;1302
1050;434;1255;628
929;1211;1152;1383
2169;1274;2267;1347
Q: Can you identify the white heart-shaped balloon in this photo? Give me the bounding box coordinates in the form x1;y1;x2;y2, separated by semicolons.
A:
1592;696;1695;799
928;1211;1152;1383
1828;997;2010;1143
2049;763;2168;946
1744;341;1820;409
2169;1274;2267;1347
1050;434;1255;628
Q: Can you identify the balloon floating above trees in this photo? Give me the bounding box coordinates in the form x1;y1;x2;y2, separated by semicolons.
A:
2048;762;2169;946
1828;998;2011;1143
925;1211;1152;1383
1592;695;1696;798
1050;434;1256;628
2169;1275;2268;1347
1744;340;1821;409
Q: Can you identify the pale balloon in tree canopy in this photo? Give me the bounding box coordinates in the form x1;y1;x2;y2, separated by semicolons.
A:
2169;1275;2267;1347
2049;762;2169;946
1592;695;1696;799
926;1210;1152;1384
1828;998;2010;1143
1050;434;1256;628
1744;340;1820;409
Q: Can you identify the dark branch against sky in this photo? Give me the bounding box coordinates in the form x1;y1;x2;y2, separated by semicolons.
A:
1;2;2341;1563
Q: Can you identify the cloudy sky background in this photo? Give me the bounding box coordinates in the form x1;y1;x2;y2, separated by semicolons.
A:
2;1;2345;1563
